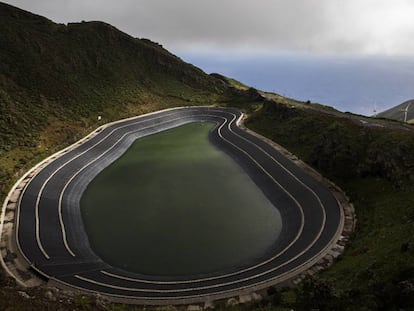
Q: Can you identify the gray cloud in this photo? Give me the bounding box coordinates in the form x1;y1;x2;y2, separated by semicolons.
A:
4;0;414;56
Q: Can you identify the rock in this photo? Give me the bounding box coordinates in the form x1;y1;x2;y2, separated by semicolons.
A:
95;294;108;309
325;254;334;265
251;292;262;301
45;290;56;301
3;250;17;263
226;297;239;306
328;249;342;258
6;202;16;211
18;291;31;299
204;301;214;309
238;294;252;303
8;191;21;203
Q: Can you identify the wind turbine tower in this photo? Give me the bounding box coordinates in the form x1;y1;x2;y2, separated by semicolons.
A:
402;102;412;123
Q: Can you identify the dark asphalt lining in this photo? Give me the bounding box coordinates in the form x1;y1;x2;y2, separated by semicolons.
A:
16;107;341;300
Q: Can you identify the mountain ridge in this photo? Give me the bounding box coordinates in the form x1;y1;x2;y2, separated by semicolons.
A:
0;1;253;203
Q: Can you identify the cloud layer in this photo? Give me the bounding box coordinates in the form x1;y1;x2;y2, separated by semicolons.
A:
4;0;414;55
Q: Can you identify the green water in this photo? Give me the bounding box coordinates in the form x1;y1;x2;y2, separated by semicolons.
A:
81;122;282;276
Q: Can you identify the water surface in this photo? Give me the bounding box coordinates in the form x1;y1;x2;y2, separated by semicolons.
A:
81;122;282;276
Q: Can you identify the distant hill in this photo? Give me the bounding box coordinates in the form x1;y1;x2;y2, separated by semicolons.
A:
377;99;414;123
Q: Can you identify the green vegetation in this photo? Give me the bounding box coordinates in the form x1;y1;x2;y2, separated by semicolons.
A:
0;1;242;202
245;100;414;310
81;122;281;276
1;2;414;310
210;73;250;90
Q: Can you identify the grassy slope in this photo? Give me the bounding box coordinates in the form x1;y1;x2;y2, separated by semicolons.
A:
377;99;414;123
0;2;240;202
1;2;414;310
245;100;414;310
0;4;254;309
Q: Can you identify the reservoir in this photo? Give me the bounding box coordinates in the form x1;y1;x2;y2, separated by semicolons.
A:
80;122;282;276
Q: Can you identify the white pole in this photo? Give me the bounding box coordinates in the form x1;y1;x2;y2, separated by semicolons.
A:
404;103;411;123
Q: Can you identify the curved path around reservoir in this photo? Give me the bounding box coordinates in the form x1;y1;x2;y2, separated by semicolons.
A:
3;107;347;304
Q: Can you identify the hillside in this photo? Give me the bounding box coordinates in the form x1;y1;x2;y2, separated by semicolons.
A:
377;99;414;123
0;2;254;200
245;101;414;310
1;2;414;311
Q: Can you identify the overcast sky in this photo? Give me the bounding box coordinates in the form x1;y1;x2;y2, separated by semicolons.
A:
4;0;414;56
